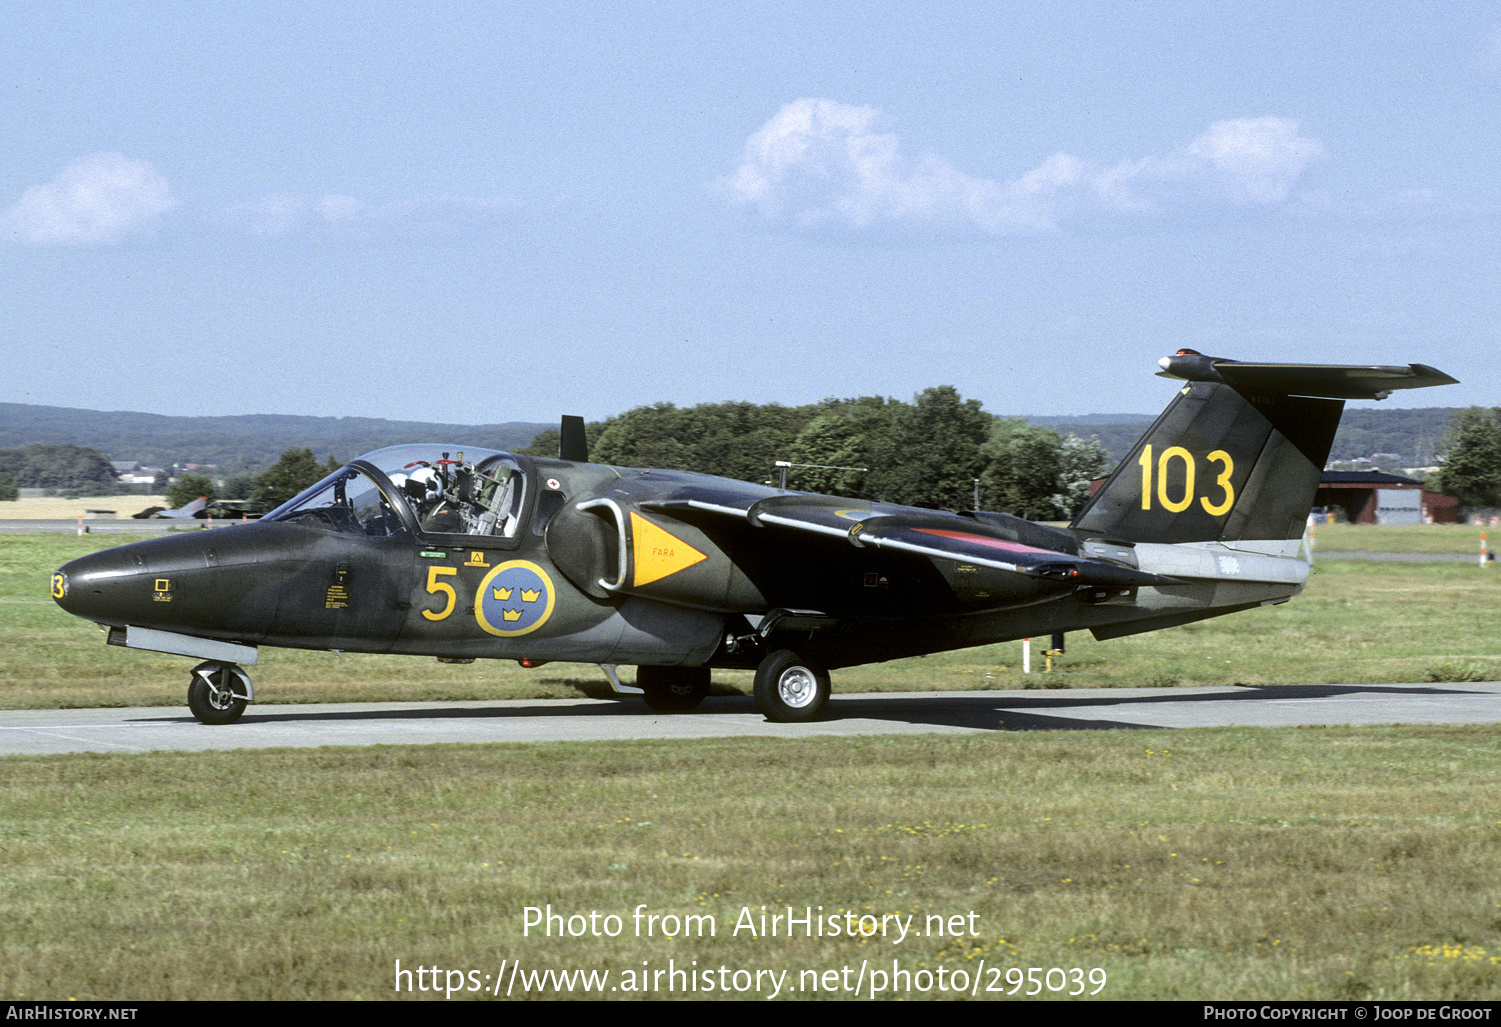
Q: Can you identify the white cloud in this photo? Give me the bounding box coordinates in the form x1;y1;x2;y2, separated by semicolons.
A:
5;153;526;246
211;192;523;239
1113;116;1325;208
215;193;316;238
717;100;1324;235
3;153;176;245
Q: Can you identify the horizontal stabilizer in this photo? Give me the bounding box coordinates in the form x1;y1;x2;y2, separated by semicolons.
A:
1156;350;1459;400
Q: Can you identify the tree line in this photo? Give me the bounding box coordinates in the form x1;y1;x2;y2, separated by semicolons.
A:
522;388;1110;518
0;444;118;492
165;449;341;510
8;401;1501;519
164;389;1110;520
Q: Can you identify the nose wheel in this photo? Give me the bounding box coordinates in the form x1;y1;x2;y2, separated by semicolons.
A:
187;661;253;725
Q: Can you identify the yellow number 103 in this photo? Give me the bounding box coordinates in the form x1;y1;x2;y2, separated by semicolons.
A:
1137;445;1235;516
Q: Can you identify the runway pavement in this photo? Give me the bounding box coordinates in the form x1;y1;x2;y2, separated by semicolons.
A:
3;682;1499;756
0;519;211;534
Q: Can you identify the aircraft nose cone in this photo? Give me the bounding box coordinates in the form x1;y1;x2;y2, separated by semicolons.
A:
51;527;282;641
51;547;146;624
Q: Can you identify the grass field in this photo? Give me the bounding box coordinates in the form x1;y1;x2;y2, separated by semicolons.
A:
1309;522;1496;556
3;526;1500;1001
3;729;1499;1000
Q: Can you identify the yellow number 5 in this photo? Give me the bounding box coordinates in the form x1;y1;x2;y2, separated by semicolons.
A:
422;566;458;621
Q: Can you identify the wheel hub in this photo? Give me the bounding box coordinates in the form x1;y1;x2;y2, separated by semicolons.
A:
777;666;817;708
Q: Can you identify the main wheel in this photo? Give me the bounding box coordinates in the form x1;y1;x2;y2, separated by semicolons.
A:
187;662;248;725
753;650;830;723
636;666;711;712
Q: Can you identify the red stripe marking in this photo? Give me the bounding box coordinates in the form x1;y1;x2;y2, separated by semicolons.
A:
910;529;1059;556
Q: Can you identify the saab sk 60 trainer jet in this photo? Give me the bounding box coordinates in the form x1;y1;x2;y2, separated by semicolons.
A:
51;351;1456;725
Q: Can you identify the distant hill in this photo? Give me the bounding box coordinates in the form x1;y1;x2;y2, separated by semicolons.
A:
1320;406;1460;466
1025;413;1157;426
0;403;555;477
1024;414;1157;467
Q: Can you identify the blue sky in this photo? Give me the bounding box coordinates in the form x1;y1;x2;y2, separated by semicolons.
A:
2;2;1496;425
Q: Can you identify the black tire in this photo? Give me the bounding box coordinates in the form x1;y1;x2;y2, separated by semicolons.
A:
753;650;830;722
637;666;711;712
187;664;247;725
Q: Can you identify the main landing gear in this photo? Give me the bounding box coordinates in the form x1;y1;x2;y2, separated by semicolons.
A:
752;649;830;723
633;649;831;722
637;665;711;712
186;661;253;725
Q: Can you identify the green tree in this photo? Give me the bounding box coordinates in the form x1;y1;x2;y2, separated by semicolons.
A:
219;473;259;500
981;419;1066;520
166;473;216;510
1430;407;1501;508
0;472;17;502
591;402;814;482
518;427;561;458
255;448;328;505
785;410;871;495
865;387;990;509
591;403;690;470
681;402;809;483
518;421;607;460
0;444;117;493
780;396;901;497
1056;433;1109;518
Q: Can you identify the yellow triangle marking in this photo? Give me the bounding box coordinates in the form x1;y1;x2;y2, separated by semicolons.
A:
630;511;707;587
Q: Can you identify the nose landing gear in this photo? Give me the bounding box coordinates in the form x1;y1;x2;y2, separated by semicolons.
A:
187;661;254;725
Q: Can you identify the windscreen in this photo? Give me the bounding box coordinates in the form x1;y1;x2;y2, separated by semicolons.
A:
261;465;405;536
264;445;529;541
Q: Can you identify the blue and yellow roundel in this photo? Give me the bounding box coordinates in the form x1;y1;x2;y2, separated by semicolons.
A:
476;561;556;637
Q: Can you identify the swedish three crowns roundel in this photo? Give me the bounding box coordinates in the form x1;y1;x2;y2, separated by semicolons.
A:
476;560;556;637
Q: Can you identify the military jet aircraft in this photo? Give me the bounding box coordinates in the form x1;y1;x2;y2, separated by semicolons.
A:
136;496;208;519
50;351;1456;725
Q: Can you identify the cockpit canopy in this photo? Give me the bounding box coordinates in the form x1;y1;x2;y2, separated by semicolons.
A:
263;445;530;541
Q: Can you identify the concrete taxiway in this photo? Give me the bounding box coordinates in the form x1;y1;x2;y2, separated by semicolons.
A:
2;682;1499;756
0;519;197;534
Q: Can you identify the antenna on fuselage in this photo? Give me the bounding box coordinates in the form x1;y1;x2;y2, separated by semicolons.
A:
559;415;588;462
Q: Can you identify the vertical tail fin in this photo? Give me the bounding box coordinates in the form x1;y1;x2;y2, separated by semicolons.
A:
1071;352;1458;545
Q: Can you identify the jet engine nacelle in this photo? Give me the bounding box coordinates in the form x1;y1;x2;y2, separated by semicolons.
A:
547;496;768;611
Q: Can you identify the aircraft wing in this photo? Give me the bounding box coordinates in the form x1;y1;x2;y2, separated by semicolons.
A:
645;492;1176;589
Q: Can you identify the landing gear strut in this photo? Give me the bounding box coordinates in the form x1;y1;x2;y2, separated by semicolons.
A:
753;650;830;723
186;661;253;725
637;666;711;712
